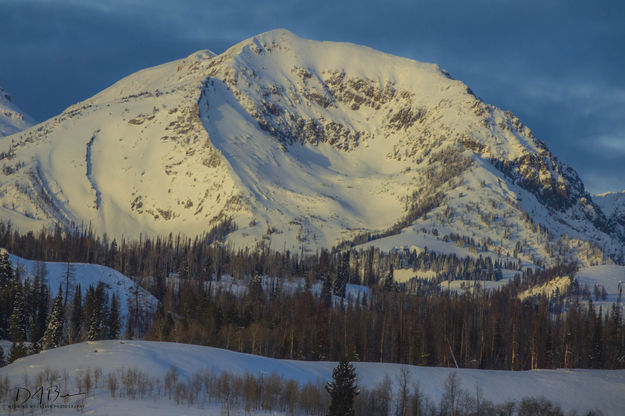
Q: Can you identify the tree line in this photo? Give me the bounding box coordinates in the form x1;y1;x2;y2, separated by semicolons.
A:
144;263;624;370
0;249;121;363
0;221;623;371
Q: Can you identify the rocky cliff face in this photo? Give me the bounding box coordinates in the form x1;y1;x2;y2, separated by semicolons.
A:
0;30;621;265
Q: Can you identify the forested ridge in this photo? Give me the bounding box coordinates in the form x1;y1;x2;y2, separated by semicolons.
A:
0;221;623;371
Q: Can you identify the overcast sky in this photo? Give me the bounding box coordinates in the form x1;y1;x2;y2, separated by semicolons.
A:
1;0;623;194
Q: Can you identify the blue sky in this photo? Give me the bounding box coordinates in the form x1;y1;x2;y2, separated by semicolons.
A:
1;0;623;193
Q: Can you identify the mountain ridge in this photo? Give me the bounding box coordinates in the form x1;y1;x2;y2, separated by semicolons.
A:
0;85;35;137
0;29;622;265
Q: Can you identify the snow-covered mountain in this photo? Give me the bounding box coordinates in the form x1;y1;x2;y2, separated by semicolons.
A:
0;86;34;136
595;191;625;250
0;30;621;265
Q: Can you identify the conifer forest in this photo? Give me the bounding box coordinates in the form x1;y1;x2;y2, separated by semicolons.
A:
1;221;623;371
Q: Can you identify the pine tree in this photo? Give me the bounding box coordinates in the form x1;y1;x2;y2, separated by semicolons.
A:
9;342;28;363
31;275;49;343
248;273;263;300
0;248;13;289
107;293;121;339
41;290;65;350
69;285;83;343
334;252;348;298
88;309;100;341
383;264;396;292
63;260;74;309
326;357;359;416
8;282;26;342
321;275;333;307
0;250;15;338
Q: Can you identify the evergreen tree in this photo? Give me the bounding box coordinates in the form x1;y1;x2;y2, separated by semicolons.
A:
88;309;100;341
334;252;348;298
0;248;12;289
383;264;396;292
41;289;65;350
248;273;263;300
0;345;5;367
69;285;83;343
8;282;26;342
326;357;359;416
30;275;49;343
85;282;107;341
9;342;28;363
321;275;333;307
107;293;121;339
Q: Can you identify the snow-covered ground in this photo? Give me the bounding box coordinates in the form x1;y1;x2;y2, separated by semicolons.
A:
0;340;623;415
8;252;157;323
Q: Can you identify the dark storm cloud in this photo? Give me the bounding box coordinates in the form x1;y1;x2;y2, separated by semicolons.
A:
1;0;623;193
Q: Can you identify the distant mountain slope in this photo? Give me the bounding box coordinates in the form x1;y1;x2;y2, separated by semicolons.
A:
595;191;625;253
1;340;622;415
0;86;34;136
0;30;621;265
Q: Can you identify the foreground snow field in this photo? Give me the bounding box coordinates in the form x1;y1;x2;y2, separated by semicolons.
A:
1;340;623;415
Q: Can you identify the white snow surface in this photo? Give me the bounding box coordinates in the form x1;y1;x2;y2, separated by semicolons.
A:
0;86;34;137
0;29;621;266
1;340;623;415
7;251;157;322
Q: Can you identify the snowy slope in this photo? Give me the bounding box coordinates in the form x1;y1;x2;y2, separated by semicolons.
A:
1;340;623;415
595;191;625;248
0;30;621;266
7;251;157;323
0;86;34;136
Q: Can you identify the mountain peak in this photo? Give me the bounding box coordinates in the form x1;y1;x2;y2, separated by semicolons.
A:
0;33;621;265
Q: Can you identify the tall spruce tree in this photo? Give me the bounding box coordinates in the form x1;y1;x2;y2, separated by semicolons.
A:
41;288;65;350
30;275;49;344
326;357;359;416
321;275;333;307
0;248;12;289
69;285;83;343
333;252;348;298
0;250;14;338
383;264;396;292
107;293;121;339
8;282;26;342
88;309;100;341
